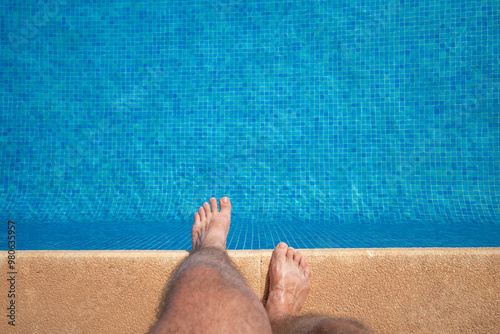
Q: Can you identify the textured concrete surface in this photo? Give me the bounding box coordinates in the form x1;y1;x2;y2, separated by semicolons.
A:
1;248;499;333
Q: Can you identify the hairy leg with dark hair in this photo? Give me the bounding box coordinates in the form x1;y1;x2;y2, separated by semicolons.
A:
150;197;272;334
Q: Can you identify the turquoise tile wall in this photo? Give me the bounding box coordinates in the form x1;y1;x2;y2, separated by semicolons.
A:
1;0;499;249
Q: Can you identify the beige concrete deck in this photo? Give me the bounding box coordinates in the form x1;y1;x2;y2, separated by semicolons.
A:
1;248;499;333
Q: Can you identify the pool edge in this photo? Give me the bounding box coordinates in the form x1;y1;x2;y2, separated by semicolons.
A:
3;247;499;333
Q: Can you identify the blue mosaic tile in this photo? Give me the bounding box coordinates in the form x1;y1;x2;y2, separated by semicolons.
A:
0;0;499;250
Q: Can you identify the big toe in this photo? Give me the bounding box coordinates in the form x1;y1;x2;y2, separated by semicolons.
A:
272;242;288;262
219;197;232;213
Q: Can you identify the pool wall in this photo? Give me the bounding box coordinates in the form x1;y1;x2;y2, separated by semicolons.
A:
1;248;498;333
1;0;499;250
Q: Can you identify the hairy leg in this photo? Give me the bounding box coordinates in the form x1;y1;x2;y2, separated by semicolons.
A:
270;315;372;334
266;243;373;334
150;197;272;334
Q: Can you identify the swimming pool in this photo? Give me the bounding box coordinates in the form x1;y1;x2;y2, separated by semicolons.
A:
1;0;499;250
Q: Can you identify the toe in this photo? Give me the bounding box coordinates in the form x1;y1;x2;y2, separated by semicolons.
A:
198;207;206;221
272;242;288;261
192;213;202;250
299;257;311;279
286;247;295;261
219;196;232;213
293;251;302;265
210;197;218;213
203;202;212;216
192;213;202;234
304;266;311;279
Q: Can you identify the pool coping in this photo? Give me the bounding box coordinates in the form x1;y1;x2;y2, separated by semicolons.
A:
2;247;499;333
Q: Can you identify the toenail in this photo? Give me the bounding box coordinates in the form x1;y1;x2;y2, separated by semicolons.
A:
279;242;287;248
222;197;228;203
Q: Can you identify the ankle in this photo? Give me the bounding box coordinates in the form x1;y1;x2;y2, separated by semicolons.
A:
199;240;226;251
265;294;294;320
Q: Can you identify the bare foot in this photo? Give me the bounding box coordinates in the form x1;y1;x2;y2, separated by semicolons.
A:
191;197;232;251
265;242;311;320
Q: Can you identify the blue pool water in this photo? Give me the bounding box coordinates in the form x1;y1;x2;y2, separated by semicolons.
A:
1;0;499;250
